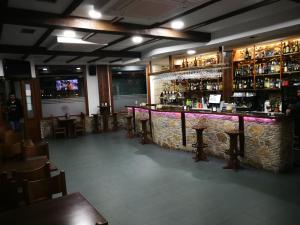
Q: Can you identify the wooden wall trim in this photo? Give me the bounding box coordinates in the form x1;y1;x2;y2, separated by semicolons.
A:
146;64;151;104
83;66;89;115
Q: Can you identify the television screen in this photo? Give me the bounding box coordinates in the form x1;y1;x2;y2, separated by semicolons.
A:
56;79;79;91
3;59;31;78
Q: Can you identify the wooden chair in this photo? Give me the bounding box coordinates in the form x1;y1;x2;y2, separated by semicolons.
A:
23;141;50;159
4;130;22;145
0;142;23;161
12;162;51;183
0;172;19;212
23;170;67;204
74;113;86;136
51;116;67;138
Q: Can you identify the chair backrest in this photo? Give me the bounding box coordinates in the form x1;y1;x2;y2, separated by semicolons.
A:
4;130;22;145
24;170;67;204
1;142;23;161
23;142;50;159
12;162;51;183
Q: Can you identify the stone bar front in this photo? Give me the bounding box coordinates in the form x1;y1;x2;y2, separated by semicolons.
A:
128;106;294;173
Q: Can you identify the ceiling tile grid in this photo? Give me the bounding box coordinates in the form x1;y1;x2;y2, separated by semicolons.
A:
0;24;48;46
8;0;74;14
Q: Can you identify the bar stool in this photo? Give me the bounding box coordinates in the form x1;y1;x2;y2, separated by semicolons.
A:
111;113;118;131
125;115;134;138
140;118;150;144
102;114;109;132
223;130;243;171
192;125;208;162
92;114;101;133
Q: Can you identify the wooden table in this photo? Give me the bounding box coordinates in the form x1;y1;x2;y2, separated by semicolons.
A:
0;192;108;225
0;156;57;173
57;118;76;137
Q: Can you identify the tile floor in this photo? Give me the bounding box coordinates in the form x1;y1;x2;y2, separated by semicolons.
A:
49;131;300;225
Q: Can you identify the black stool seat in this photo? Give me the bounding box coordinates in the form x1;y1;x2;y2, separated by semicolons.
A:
223;130;243;171
192;125;208;162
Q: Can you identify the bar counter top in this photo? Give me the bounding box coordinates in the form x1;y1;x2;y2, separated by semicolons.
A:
127;105;285;120
127;105;294;172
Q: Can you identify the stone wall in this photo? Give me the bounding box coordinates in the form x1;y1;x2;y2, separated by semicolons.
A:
134;109;294;172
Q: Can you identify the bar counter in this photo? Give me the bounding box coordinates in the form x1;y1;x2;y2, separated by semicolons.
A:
127;106;294;172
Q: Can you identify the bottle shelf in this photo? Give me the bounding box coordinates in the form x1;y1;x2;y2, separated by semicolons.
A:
255;73;280;77
254;55;281;61
234;75;254;78
233;59;253;64
255;88;281;91
233;88;281;92
283;71;300;75
282;52;300;56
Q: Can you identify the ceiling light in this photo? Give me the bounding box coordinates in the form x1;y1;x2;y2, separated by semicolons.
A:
187;50;196;55
132;36;143;44
76;67;81;70
63;30;76;38
171;20;184;30
42;67;48;71
89;9;102;19
57;37;97;44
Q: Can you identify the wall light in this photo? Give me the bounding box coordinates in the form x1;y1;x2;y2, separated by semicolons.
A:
171;20;184;30
132;36;143;44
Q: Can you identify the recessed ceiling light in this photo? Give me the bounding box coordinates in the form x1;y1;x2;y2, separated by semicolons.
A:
42;67;48;71
171;20;184;30
187;50;196;55
63;30;76;38
76;67;81;70
132;36;143;44
89;9;102;19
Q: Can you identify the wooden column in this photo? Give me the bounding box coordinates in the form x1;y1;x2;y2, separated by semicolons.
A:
146;64;151;104
97;65;113;113
223;51;233;102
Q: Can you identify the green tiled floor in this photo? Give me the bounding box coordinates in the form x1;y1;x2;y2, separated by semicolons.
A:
49;131;300;225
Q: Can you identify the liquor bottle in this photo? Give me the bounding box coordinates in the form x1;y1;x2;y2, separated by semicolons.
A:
270;60;275;73
182;59;185;68
295;41;299;52
193;57;197;67
245;48;250;60
185;59;189;68
283;62;288;72
264;78;270;89
219;82;223;91
258;64;262;74
283;42;286;54
286;42;290;53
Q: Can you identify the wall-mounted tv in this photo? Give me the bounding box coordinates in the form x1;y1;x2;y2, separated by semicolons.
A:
56;79;79;91
3;59;31;78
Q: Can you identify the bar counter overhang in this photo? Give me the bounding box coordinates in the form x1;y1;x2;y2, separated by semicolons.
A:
127;106;294;173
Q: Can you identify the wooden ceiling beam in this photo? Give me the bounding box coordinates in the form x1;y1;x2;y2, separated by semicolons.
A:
0;8;211;42
109;58;122;63
66;56;83;63
43;55;57;63
87;57;106;64
0;44;141;58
